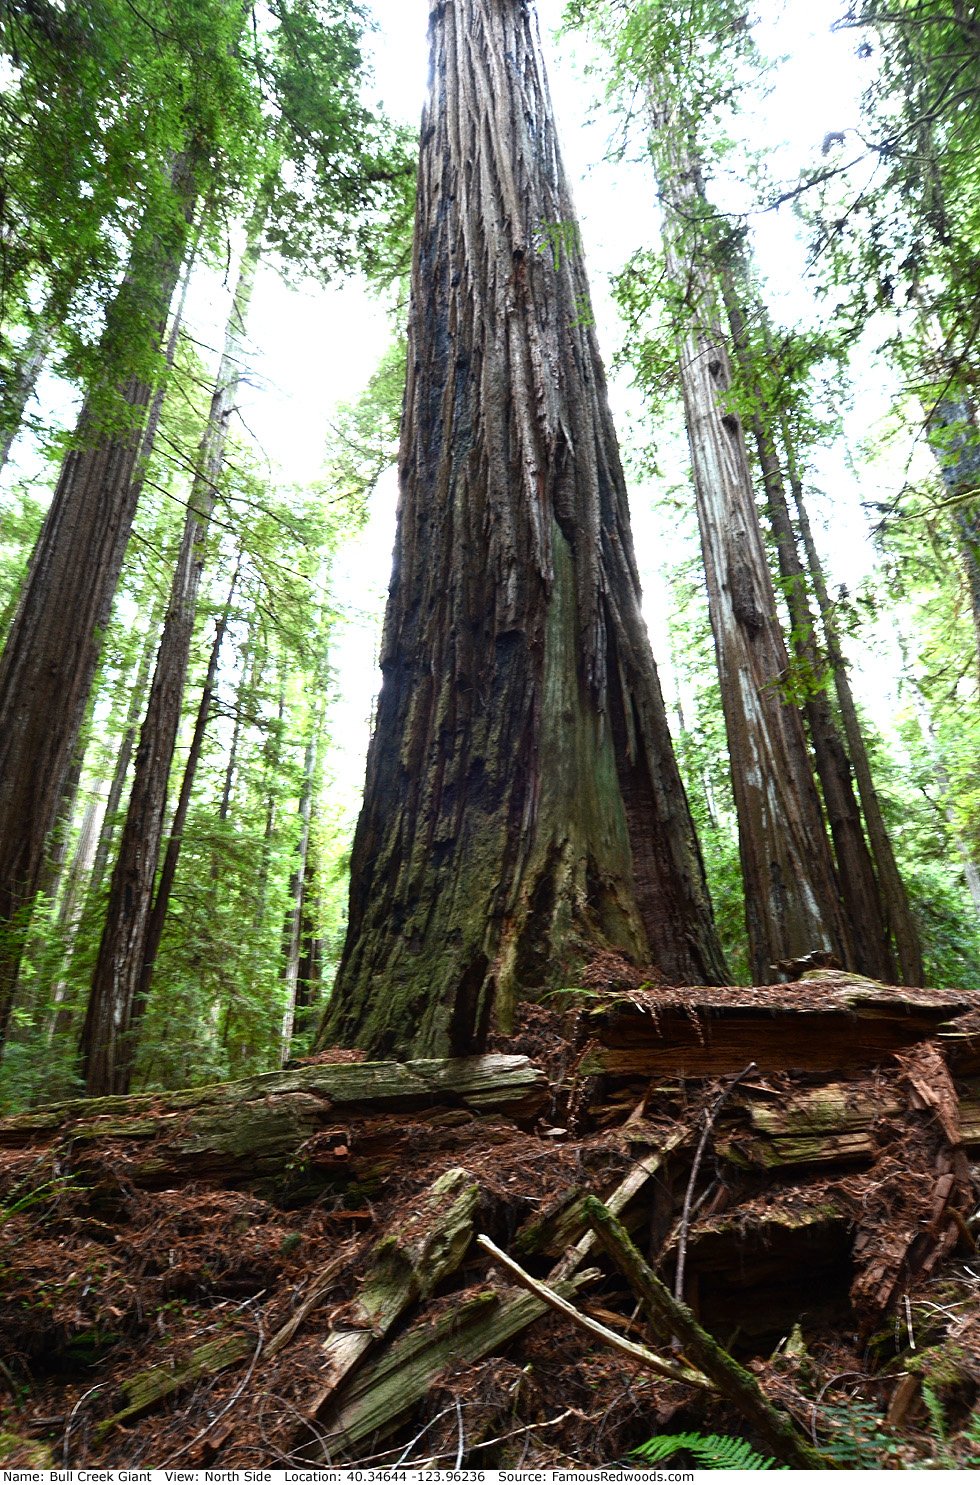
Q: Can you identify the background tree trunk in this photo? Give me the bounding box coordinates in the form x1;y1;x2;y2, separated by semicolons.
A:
0;155;197;1045
781;431;925;985
721;272;896;981
0;314;52;471
647;105;851;983
82;217;260;1096
317;0;727;1063
133;562;240;1031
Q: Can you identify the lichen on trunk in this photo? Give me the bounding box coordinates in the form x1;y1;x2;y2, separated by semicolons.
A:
316;0;727;1062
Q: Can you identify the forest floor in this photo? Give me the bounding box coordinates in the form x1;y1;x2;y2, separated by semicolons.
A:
1;960;980;1470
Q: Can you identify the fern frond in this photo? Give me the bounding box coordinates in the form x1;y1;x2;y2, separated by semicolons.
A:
633;1430;783;1470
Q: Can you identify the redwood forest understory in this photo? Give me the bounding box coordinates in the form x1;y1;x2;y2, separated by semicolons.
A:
2;0;980;1470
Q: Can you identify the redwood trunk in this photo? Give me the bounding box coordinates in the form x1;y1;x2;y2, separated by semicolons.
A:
280;713;320;1064
782;434;925;985
134;565;239;1024
82;224;260;1096
647;105;850;983
722;277;896;981
317;0;727;1062
0;155;197;1044
0;315;52;471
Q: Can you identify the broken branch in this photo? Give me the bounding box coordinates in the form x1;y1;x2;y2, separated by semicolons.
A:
582;1196;832;1470
476;1234;712;1390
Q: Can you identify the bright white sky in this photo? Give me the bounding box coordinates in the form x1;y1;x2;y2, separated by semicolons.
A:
3;0;919;814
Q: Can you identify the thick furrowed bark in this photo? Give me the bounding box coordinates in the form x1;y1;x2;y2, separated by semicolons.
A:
0;156;197;1046
317;0;726;1061
721;275;895;981
82;219;260;1096
647;102;849;983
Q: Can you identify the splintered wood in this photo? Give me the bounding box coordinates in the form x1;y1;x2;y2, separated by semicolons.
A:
1;970;979;1468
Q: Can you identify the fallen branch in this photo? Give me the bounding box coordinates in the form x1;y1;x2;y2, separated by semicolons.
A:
582;1197;832;1471
549;1130;690;1280
265;1247;353;1359
675;1063;756;1303
476;1234;711;1390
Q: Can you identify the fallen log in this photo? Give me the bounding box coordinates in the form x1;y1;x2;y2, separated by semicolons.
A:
95;1334;255;1441
0;1055;547;1188
583;1197;832;1470
577;975;979;1078
305;1167;479;1417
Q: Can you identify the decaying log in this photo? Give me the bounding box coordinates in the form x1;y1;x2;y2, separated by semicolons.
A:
477;1234;711;1388
0;1055;547;1187
305;1168;479;1418
96;1334;254;1440
578;976;979;1078
305;1273;599;1461
583;1197;831;1470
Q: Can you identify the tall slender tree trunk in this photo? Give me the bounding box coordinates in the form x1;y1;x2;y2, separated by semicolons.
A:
901;646;980;919
0;154;197;1045
132;563;240;1034
646;106;849;982
721;271;896;981
294;845;322;1038
318;0;727;1063
88;606;166;899
280;703;322;1065
927;393;980;679
781;433;925;985
0;315;53;471
81;214;261;1095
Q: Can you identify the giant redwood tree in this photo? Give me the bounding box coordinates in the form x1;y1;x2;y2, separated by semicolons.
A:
316;0;728;1063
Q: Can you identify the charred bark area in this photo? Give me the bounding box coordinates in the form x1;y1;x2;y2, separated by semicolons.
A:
0;156;196;1045
317;0;726;1062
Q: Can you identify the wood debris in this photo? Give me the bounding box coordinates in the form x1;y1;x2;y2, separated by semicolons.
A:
1;970;979;1469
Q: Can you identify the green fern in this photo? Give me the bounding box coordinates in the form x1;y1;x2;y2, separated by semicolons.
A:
633;1431;784;1470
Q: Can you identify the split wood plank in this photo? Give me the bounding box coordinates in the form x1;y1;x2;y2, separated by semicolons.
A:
304;1272;598;1461
304;1167;479;1417
94;1333;253;1440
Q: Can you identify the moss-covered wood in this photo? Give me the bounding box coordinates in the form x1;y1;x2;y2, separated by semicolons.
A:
306;1167;479;1416
305;1272;597;1461
583;1197;832;1470
95;1333;253;1439
477;1233;710;1388
0;1055;547;1186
